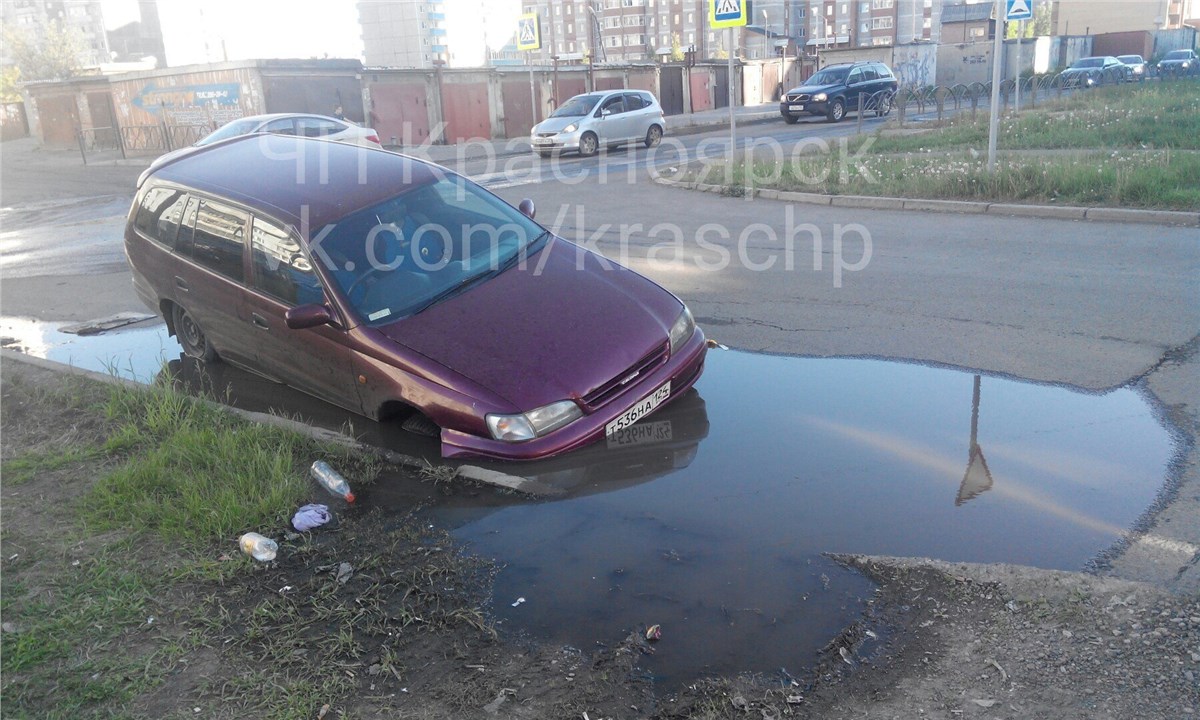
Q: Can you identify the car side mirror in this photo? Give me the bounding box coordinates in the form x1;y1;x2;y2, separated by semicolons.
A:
285;303;333;330
518;198;536;219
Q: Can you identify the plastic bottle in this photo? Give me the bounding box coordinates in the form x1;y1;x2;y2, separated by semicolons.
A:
311;460;356;503
239;532;278;562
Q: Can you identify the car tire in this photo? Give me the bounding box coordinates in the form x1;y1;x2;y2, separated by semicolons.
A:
783;115;799;124
172;304;216;362
876;93;893;118
579;132;598;157
644;124;663;148
827;99;845;123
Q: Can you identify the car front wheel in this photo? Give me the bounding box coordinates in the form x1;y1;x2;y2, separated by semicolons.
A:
827;99;845;123
172;304;216;362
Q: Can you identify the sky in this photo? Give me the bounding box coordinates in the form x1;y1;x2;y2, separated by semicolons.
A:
100;0;520;68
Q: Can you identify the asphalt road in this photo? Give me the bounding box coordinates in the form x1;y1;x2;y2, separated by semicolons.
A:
2;119;1198;591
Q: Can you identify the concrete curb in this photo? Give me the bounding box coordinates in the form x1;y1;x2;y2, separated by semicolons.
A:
0;349;560;498
652;175;1200;227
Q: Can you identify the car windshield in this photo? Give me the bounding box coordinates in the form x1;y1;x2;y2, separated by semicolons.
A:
806;67;851;85
313;174;548;325
1165;50;1191;60
552;95;602;117
196;118;262;146
1118;56;1142;63
1071;58;1104;68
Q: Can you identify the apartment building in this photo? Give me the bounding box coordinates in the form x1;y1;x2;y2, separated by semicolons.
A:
806;0;940;50
2;0;111;67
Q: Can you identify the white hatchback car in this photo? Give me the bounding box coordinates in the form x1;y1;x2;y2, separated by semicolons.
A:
152;113;381;168
531;90;666;157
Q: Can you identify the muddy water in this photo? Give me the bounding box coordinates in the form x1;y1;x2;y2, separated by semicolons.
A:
1;317;1177;685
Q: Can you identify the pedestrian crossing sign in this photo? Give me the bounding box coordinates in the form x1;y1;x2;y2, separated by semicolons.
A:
517;13;541;51
1005;0;1033;21
710;0;748;29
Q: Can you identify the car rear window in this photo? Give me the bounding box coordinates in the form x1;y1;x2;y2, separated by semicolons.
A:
188;199;248;283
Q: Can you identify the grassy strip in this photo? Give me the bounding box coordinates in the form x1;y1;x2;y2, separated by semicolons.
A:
869;82;1200;153
1;372;380;719
712;149;1200;210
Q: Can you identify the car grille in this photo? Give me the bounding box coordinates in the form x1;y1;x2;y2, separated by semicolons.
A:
582;341;669;410
786;93;811;103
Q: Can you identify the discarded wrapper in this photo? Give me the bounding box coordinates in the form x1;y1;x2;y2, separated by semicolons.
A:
645;624;662;641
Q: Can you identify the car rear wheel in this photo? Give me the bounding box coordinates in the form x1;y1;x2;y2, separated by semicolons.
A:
644;124;663;148
783;115;799;124
579;131;598;157
827;99;845;123
876;93;893;117
172;304;216;362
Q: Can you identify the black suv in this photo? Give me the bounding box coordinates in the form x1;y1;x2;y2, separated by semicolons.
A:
780;61;898;124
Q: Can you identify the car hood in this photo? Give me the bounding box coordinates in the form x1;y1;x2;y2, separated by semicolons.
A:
377;238;682;411
785;82;840;95
533;116;588;133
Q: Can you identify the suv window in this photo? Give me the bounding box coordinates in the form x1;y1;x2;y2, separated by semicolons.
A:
189;199;248;282
297;118;344;137
251;216;323;306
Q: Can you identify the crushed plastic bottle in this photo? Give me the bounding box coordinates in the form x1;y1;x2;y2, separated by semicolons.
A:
239;532;278;562
311;460;356;503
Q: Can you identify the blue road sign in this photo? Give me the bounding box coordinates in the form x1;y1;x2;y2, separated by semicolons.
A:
1005;0;1033;21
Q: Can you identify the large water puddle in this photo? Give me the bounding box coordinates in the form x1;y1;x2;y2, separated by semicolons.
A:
0;316;1178;684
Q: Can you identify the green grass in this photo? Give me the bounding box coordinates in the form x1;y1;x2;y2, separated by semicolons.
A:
693;82;1200;210
870;82;1200;153
86;380;376;547
718;149;1200;210
2;371;382;719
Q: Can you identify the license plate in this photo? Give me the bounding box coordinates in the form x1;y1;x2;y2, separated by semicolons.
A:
607;420;673;449
789;104;804;111
606;381;670;437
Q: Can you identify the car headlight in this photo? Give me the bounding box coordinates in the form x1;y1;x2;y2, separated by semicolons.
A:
487;400;582;442
668;306;695;355
562;123;578;133
813;92;828;102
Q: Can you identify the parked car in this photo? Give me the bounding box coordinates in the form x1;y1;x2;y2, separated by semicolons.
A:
780;61;898;124
1117;54;1148;81
530;90;665;157
1058;56;1133;88
1157;49;1198;75
152;113;381;167
126;135;706;461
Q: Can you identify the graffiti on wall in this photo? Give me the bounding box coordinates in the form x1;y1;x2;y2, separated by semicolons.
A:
132;82;244;126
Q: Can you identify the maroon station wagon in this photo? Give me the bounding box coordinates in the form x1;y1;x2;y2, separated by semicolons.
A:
125;134;706;460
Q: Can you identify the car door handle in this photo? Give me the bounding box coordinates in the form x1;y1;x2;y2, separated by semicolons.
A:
251;313;269;330
174;276;189;292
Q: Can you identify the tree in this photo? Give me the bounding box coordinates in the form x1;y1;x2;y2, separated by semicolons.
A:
3;20;86;82
670;33;684;62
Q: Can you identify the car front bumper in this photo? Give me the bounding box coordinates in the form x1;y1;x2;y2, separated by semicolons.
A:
440;328;708;460
779;100;828;118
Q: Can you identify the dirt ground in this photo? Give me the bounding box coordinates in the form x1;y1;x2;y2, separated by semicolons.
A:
2;355;1198;719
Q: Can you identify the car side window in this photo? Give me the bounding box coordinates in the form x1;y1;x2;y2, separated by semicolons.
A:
599;95;625;115
297;118;343;137
250;216;324;306
190;199;248;282
135;187;187;248
263;118;296;135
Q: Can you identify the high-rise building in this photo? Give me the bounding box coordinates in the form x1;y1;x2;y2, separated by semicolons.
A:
2;0;111;67
805;0;939;51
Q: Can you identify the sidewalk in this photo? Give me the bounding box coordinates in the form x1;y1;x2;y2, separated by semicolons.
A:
402;102;782;163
